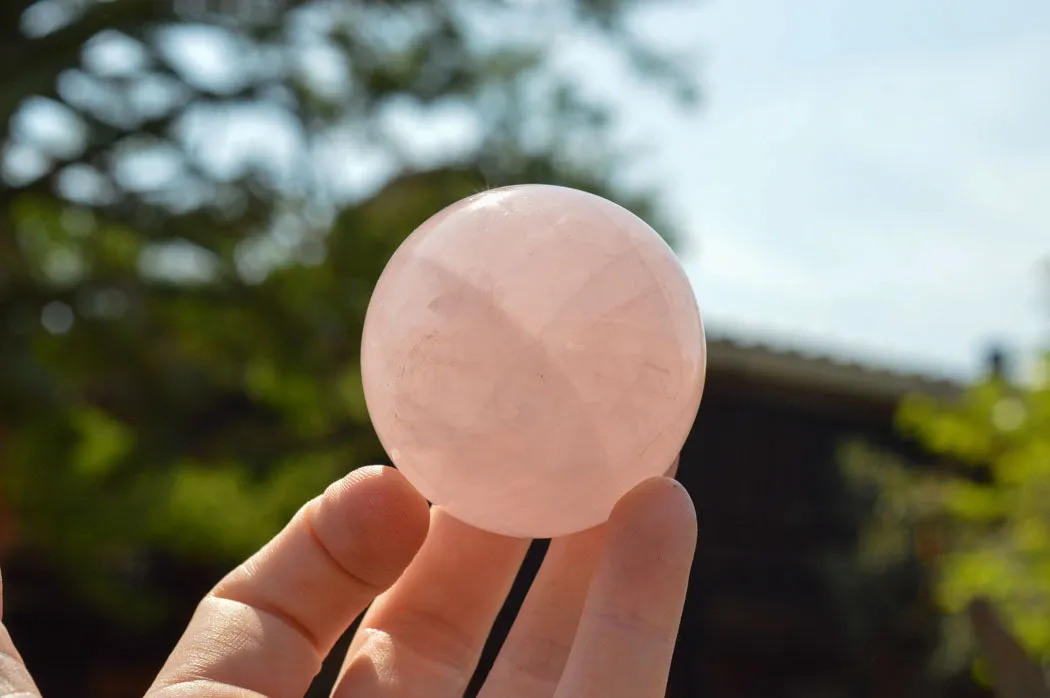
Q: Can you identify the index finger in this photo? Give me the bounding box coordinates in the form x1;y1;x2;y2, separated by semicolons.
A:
147;466;430;698
0;570;43;697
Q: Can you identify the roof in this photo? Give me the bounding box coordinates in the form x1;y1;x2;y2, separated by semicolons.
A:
705;333;963;404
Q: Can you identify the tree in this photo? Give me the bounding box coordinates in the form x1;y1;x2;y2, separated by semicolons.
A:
843;351;1050;693
0;0;696;626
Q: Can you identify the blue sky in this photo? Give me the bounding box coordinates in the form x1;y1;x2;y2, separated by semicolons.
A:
594;0;1050;379
10;0;1049;381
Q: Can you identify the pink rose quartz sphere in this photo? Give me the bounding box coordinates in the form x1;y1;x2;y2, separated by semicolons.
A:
361;184;706;538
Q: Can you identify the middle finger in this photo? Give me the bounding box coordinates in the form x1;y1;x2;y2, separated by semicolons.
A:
477;524;606;698
480;456;679;698
334;507;530;698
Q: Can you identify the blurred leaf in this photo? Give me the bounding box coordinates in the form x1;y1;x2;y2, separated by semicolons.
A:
70;405;134;480
851;351;1050;690
0;0;694;625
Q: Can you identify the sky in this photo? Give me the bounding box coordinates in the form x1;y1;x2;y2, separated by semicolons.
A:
9;0;1050;382
591;0;1050;380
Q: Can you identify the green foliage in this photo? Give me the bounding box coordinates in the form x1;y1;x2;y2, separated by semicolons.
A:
1;0;695;623
843;354;1050;671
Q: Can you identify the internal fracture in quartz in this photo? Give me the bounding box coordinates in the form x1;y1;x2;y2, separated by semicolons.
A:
361;184;706;538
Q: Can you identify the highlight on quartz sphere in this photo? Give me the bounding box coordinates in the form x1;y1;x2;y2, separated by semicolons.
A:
361;184;706;538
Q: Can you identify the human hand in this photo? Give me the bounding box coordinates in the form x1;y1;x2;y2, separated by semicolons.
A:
0;465;696;697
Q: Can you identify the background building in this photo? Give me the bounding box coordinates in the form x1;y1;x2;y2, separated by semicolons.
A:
2;337;983;697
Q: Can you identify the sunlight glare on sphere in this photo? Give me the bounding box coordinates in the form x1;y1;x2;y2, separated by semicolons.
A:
361;184;706;538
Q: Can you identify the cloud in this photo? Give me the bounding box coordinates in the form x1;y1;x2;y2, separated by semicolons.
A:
638;3;1050;376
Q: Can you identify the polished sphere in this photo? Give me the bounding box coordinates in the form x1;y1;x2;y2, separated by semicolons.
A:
361;184;706;538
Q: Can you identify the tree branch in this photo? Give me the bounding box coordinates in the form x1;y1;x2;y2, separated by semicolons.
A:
969;598;1050;698
1;0;176;130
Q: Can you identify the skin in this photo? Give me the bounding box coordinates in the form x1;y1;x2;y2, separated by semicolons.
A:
0;464;697;698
